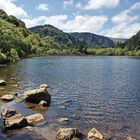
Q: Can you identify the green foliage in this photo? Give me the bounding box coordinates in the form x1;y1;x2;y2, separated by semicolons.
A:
9;48;20;62
0;9;140;64
0;52;7;63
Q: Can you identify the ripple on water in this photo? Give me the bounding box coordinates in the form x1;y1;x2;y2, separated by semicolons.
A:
0;56;140;139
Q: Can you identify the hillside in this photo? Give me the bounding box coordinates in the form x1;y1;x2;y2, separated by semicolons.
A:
29;25;115;48
29;25;76;47
0;9;58;63
125;30;140;50
0;9;140;64
70;32;115;48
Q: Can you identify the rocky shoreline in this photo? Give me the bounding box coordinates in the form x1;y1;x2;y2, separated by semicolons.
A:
0;79;136;140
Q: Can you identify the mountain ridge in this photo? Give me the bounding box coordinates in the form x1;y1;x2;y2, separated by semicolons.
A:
29;25;115;48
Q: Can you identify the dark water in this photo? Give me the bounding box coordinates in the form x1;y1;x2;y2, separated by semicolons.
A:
0;56;140;139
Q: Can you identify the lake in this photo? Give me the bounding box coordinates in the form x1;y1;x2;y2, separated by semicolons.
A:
0;56;140;139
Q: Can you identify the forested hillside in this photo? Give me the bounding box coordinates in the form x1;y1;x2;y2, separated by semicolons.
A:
29;25;115;48
125;30;140;50
0;9;140;64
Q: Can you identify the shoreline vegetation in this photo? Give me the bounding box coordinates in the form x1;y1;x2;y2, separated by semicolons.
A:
0;9;140;64
1;48;140;64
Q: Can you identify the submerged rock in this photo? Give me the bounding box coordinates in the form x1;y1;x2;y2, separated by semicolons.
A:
0;80;6;86
71;114;80;120
24;88;51;105
126;136;136;140
1;94;14;101
88;128;104;140
1;109;28;130
25;113;44;126
61;99;72;104
39;84;49;89
59;118;69;122
39;100;48;107
56;128;83;140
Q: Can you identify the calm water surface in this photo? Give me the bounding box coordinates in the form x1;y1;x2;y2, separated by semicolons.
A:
0;56;140;139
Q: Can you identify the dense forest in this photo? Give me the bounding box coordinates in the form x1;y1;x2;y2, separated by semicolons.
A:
0;9;140;64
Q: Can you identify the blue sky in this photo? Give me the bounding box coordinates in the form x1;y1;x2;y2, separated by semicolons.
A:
0;0;140;38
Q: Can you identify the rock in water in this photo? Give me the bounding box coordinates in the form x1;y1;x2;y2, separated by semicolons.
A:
126;136;136;140
25;113;44;126
56;128;83;140
1;109;28;130
39;100;48;107
88;128;104;140
0;80;6;86
60;100;72;104
59;118;69;122
1;94;14;101
24;88;51;104
39;84;49;89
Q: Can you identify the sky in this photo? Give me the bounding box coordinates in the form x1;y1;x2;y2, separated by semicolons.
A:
0;0;140;38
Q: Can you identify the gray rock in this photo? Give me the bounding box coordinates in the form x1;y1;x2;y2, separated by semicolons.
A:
88;128;104;140
126;136;136;140
39;84;49;89
1;109;28;130
56;128;83;140
0;80;6;86
1;94;14;101
59;118;69;122
24;88;51;105
25;113;44;126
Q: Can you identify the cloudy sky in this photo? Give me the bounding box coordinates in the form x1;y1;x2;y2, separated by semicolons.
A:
0;0;140;38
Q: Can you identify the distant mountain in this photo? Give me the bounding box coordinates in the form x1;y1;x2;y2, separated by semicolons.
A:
110;38;127;44
125;30;140;50
70;32;115;48
29;25;76;46
29;25;115;48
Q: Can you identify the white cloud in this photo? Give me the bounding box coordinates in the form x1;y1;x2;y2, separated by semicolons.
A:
23;15;68;28
62;15;108;33
36;3;49;11
130;2;140;10
75;2;82;9
0;0;28;18
63;0;73;8
104;23;140;38
23;14;108;35
84;0;120;10
112;10;139;24
103;2;140;38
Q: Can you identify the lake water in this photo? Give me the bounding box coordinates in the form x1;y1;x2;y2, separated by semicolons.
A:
0;56;140;139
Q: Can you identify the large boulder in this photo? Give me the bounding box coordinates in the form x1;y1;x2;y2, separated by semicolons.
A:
88;128;104;140
1;109;28;130
25;113;44;126
24;88;51;104
0;80;6;86
56;128;83;140
1;94;14;101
